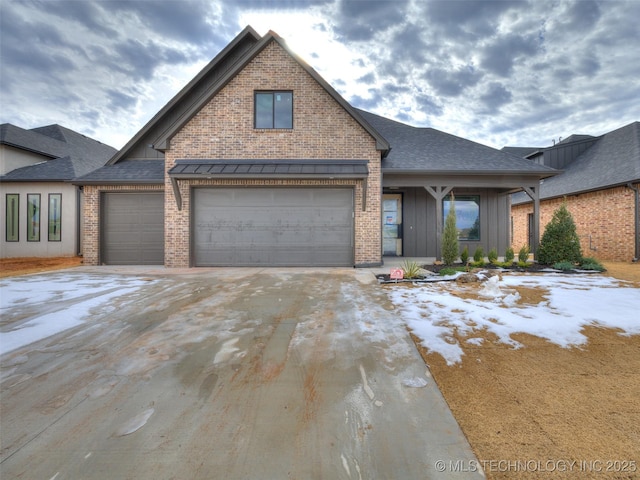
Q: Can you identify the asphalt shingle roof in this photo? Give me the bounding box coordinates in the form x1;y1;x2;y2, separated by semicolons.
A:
357;110;557;176
73;160;165;184
512;121;640;204
1;123;116;181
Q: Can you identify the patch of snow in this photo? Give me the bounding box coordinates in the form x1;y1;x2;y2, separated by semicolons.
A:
115;408;154;436
0;283;147;355
388;274;640;365
402;377;428;388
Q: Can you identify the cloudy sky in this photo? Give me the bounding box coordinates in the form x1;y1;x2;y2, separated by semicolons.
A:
1;0;639;150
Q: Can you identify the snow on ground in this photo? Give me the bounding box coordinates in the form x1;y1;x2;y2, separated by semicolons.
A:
0;273;153;355
387;273;640;365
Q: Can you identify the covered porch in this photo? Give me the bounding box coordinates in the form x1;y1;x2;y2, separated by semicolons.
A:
382;174;544;261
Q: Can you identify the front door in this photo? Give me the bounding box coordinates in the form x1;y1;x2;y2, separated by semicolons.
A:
382;194;402;256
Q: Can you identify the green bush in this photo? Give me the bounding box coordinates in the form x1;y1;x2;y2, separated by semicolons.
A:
401;260;422;279
439;267;467;276
473;247;484;263
442;197;459;266
579;257;605;271
518;245;530;263
553;261;576;271
537;202;582;265
504;247;515;264
460;246;469;265
488;248;499;264
517;260;530;268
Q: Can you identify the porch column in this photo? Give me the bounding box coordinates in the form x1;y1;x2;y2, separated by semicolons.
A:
522;186;540;256
424;185;453;261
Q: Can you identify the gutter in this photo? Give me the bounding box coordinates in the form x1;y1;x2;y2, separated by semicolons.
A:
627;183;640;262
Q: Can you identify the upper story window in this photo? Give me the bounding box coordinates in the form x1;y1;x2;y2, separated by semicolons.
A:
255;91;293;129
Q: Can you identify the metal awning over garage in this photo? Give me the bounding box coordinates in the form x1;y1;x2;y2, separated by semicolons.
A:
167;159;368;210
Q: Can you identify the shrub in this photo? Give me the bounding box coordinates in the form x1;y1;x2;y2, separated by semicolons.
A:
517;260;530;268
442;195;459;265
504;247;515;264
488;248;499;264
580;257;605;271
460;246;469;265
537;202;583;265
473;247;484;263
401;260;422;279
518;245;530;263
439;267;459;276
553;261;575;271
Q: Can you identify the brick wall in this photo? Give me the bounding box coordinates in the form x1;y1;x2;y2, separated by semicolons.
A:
165;40;382;267
511;184;639;262
82;184;164;265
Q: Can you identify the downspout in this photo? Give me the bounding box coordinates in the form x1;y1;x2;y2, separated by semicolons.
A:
627;183;639;262
76;186;83;256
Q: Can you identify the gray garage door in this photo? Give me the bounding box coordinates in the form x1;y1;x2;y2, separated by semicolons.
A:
193;188;353;266
101;192;164;265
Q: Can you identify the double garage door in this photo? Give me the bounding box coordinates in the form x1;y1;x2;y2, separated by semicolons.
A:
193;188;354;266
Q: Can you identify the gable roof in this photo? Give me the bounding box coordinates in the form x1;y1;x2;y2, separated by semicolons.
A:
358;110;557;177
1;123;117;181
512;121;640;203
107;26;389;168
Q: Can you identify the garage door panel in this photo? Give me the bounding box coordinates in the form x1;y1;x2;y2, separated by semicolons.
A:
102;193;164;265
194;188;353;266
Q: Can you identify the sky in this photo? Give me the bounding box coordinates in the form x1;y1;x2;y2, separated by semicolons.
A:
1;0;639;151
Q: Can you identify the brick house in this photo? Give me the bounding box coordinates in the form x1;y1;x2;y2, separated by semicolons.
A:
0;124;115;258
507;121;640;262
75;26;555;267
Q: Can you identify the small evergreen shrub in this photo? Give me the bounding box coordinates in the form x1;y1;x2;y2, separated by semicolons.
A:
537;202;583;265
460;246;469;265
517;260;530;268
579;257;605;271
488;248;499;264
473;247;484;263
439;267;459;276
553;261;576;271
518;245;530;263
442;196;459;266
504;247;515;264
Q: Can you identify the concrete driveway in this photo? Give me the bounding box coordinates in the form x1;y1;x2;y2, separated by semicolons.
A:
1;267;482;479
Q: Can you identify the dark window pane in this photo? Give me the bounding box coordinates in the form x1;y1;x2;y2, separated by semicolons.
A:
443;195;480;241
274;92;293;128
255;93;273;128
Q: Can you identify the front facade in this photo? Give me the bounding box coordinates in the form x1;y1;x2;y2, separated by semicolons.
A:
77;27;556;268
509;122;640;262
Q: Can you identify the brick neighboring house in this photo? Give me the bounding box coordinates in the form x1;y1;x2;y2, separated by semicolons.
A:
75;26;556;268
507;121;640;262
0;124;116;258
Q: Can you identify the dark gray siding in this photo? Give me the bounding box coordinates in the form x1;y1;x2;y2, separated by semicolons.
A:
389;187;511;257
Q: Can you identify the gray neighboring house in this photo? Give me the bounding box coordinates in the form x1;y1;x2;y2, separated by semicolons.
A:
508;121;640;262
0;124;116;258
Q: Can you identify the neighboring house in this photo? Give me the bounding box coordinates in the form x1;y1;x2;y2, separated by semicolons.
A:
74;26;556;268
0;124;116;258
507;121;640;262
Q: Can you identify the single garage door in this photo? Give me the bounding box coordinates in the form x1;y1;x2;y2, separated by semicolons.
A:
193;188;353;266
101;192;164;265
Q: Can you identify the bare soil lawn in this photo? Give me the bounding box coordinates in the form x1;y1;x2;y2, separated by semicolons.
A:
415;261;640;479
0;256;83;278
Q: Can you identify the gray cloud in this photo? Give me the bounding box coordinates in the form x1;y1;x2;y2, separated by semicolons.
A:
0;0;638;151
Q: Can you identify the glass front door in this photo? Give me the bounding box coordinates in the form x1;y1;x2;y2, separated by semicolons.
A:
383;194;402;256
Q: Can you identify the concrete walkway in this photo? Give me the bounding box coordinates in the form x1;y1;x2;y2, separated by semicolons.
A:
1;267;482;479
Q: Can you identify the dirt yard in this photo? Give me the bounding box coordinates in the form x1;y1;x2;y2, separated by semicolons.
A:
0;256;82;278
416;262;640;479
